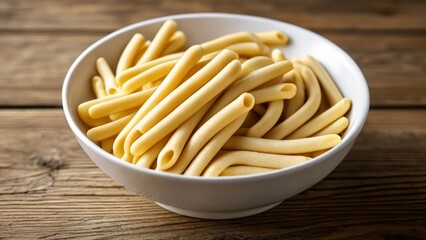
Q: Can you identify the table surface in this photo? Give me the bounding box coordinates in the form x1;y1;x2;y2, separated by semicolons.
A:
1;0;425;239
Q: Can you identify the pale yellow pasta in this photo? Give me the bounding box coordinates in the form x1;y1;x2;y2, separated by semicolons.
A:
204;60;293;121
167;93;253;174
136;20;177;65
240;56;274;77
87;113;135;142
130;60;242;156
121;60;176;94
311;149;329;158
91;76;107;98
251;104;267;116
117;53;181;86
96;57;119;95
315;92;330;117
184;113;248;176
162;31;186;56
220;166;275;177
284;68;305;119
302;55;343;105
135;49;237;134
264;65;321;139
132;41;150;66
226;42;269;57
313;117;349;137
249;83;296;104
101;135;116;153
157;98;217;170
134;134;171;168
200;31;258;54
116;33;145;75
246;100;283;138
271;48;287;62
78;94;122;127
113;46;206;157
223;134;341;154
88;87;156;119
255;31;289;45
203;151;309;177
286;98;351;139
241;111;259;128
109;107;139;121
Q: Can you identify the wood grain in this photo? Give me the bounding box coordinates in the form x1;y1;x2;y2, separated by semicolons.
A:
1;0;425;32
0;32;424;106
0;109;425;239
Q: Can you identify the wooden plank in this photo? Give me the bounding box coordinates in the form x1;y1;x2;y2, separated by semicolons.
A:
0;109;425;239
0;33;425;106
0;0;425;32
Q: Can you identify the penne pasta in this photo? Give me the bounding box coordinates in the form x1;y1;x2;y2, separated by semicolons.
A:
284;67;305;119
91;76;107;98
78;93;122;127
167;93;253;174
134;134;171;168
116;33;146;75
87;113;135;142
96;57;119;95
286;98;351;139
255;31;289;45
136;20;177;65
200;31;258;54
219;166;275;177
264;65;321;139
302;55;343;105
184;113;248;176
226;42;269;57
135;49;237;134
89;87;156;119
223;134;342;155
130;60;242;156
101;135;116;153
313;117;349;137
246;100;283;138
204;60;293;121
203;151;309;177
132;40;151;66
249;83;296;104
162;31;186;56
271;48;287;62
109;107;139;121
240;56;274;77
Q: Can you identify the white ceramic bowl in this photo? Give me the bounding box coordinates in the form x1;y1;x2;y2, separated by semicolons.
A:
62;13;369;219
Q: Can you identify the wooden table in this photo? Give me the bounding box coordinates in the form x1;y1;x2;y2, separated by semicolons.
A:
1;1;425;239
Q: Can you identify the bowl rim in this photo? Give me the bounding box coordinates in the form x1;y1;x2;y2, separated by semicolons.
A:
62;12;370;183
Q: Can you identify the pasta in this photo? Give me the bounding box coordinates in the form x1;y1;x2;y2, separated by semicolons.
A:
77;20;352;177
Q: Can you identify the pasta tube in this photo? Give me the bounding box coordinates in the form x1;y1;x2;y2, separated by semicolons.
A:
220;166;275;177
271;48;287;62
134;134;171;168
184;113;248;176
226;42;269;57
88;87;156;119
264;65;321;139
224;134;341;154
136;20;177;65
157;98;217;170
130;60;242;156
201;31;258;54
255;31;289;45
302;55;343;105
204;60;293;120
109;107;139;121
249;83;296;104
162;31;186;56
167;93;253;174
135;49;238;134
284;67;305;119
91;76;107;98
96;57;119;95
113;45;206;157
252;104;267;116
313;117;349;136
116;33;145;74
87;113;135;142
77;93;122;127
246;100;283;138
203;151;309;177
286;98;351;139
101;136;116;153
132;40;150;66
240;56;274;77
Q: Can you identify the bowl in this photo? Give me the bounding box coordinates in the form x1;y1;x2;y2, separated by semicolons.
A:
62;13;369;219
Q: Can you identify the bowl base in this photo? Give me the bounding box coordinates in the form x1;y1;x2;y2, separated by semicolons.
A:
155;201;282;219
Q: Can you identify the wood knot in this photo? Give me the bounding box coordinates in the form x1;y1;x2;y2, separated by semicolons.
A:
29;148;65;171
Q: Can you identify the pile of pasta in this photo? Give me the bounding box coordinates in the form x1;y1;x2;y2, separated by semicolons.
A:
78;20;351;177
